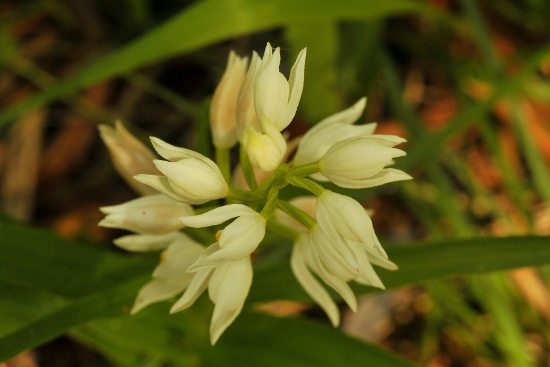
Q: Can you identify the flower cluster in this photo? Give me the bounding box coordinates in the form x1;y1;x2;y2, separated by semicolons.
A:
99;43;411;345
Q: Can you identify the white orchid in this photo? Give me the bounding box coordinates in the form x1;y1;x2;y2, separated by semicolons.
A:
135;137;228;204
318;135;412;189
99;194;193;234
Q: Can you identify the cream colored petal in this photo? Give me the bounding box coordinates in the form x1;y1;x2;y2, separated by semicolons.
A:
98;122;159;195
346;240;385;289
243;123;286;171
208;258;253;344
327;168;412;189
170;268;213;313
113;232;184;252
205;215;265;262
133;174;188;202
153;242;204;279
318;191;387;258
314;209;360;271
290;237;340;327
187;242;228;272
306;244;357;312
150;137;210;163
236;51;262;141
130;278;189;314
180;204;257;228
280;48;306;130
154;159;227;199
309;225;357;276
99;195;192;234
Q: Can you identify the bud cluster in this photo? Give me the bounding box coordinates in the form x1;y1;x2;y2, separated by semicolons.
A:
99;43;411;345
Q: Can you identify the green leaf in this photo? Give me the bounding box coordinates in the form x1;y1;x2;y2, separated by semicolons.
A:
0;0;456;126
212;312;419;367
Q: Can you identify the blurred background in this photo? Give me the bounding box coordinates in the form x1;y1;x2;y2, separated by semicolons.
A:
1;0;550;366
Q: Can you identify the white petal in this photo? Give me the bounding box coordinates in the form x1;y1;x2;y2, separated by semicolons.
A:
243;123;286;171
290;236;340;326
180;204;258;228
150;137;211;164
133;174;189;202
170;268;213;313
280;48;306;130
309;225;358;278
318;191;387;258
130;278;189;314
208;258;253;344
99;195;193;234
206;214;265;261
153;242;204;279
306;244;357;312
113;232;186;252
154;159;228;204
328;168;412;189
347;240;385;289
187;242;229;271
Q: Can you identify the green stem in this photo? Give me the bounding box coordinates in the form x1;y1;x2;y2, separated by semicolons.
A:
287;176;325;196
289;161;320;177
276;200;316;230
227;187;264;202
260;187;280;220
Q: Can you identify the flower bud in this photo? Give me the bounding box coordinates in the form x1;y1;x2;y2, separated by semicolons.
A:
99;194;193;234
210;51;248;148
319;135;412;189
235;44;306;171
98;121;159;195
135;137;228;204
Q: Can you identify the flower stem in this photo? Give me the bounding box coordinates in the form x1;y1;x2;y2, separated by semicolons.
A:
227;187;265;201
276;199;316;230
286;176;325;196
260;186;280;220
290;161;320;177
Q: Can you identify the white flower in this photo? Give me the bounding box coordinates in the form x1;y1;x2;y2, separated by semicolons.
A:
170;256;253;345
130;233;205;314
135;137;228;204
210;51;249;148
317;190;390;261
98;121;159;195
293;98;376;178
180;204;266;270
318;135;412;189
99;194;193;234
236;44;306;171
